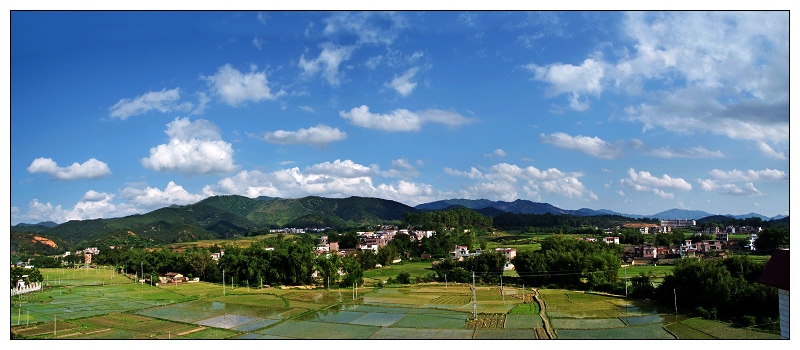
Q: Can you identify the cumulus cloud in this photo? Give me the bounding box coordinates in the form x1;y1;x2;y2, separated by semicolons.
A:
120;181;206;209
13;192;141;224
305;159;378;178
109;88;192;119
621;168;692;196
652;189;674;199
339;105;475;132
528;12;788;151
203;64;284;106
202;159;449;206
708;168;787;182
446;162;594;201
718;182;763;196
260;124;347;147
616;12;789;147
386;67;419;96
141;117;238;175
539;132;622;159
299;43;356;86
525;58;605;111
27;157;112;180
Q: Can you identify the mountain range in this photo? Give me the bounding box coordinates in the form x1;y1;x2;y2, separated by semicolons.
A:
12;195;786;254
414;198;783;221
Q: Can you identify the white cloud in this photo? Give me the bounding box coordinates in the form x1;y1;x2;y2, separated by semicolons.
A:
120;181;206;209
719;182;763;196
202;159;449;206
191;92;210;115
708;168;788;182
252;36;264;50
322;11;408;45
756;141;787;160
299;43;356;86
109;88;191;120
27;157;112;180
539;132;621;159
615;12;789;147
652;189;674;199
305;159;377;178
446;162;593;201
203;64;284;106
484;149;507;158
526;58;605;111
386;67;419;96
382;158;420;178
698;179;720;191
648;146;724;158
257;12;267;25
13;192;141;224
260;124;347;147
141;117;238;175
444;167;484;179
623;168;692;191
299;105;315;113
339;105;475;132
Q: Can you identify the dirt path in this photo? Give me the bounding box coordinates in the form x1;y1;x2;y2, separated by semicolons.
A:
532;288;555;339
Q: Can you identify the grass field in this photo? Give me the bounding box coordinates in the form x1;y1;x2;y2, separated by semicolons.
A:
362;261;436;283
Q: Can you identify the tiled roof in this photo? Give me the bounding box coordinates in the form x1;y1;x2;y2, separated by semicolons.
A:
759;249;789;291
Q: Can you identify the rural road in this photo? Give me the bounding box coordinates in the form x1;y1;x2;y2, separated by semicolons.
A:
532;288;555;339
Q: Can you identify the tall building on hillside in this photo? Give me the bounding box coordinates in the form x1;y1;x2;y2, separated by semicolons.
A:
660;219;696;228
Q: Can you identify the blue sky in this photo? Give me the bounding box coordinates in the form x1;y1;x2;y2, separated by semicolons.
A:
8;10;790;225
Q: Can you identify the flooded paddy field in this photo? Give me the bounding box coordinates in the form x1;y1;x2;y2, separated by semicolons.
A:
11;270;780;339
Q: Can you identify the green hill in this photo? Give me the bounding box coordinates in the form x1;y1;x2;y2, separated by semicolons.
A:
19;195;419;252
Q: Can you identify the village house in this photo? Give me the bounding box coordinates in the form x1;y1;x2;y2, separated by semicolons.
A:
451;245;470;261
159;272;187;284
604;236;620;245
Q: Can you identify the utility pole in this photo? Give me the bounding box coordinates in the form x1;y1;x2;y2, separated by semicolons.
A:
625;265;628;298
500;274;504;304
223;269;225;296
141;262;143;284
674;288;678;323
472;271;477;320
445;273;447;290
522;283;525;303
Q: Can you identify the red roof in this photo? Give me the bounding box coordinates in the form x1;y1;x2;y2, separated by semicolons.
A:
759;249;789;291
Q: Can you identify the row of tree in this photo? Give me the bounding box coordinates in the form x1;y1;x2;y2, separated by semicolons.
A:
511;236;623;290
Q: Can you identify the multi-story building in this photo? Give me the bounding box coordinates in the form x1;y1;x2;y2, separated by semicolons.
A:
660;219;696;228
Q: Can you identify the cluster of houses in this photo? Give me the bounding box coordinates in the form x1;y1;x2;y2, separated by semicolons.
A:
449;246;517;270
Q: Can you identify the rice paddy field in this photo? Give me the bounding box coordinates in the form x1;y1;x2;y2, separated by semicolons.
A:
537;289;780;340
11;268;780;340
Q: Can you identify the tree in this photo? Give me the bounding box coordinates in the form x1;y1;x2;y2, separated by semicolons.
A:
315;253;342;288
754;228;789;252
185;249;213;281
630;273;655;299
340;255;363;286
377;245;397;266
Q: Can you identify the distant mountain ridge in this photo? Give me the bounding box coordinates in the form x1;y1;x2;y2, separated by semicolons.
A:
414;198;780;221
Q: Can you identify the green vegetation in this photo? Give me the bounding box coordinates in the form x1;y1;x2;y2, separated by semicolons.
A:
653;255;779;331
512;236;623;291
